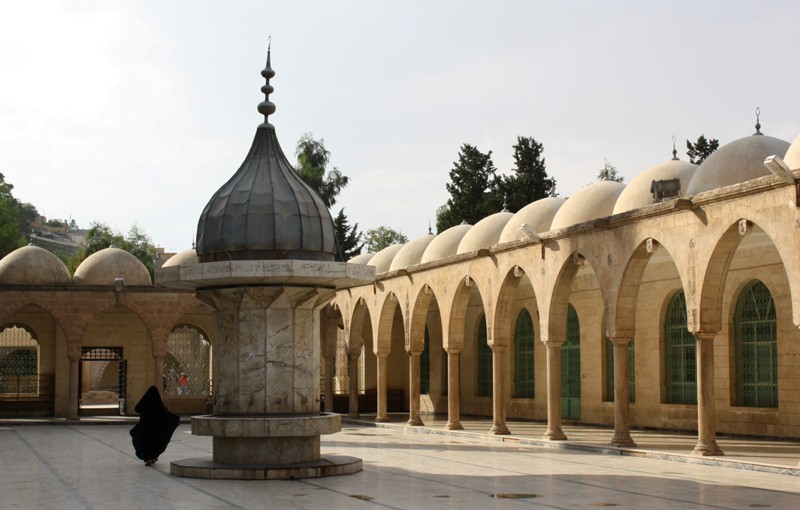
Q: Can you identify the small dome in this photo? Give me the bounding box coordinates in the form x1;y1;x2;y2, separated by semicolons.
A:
551;180;626;230
613;159;697;214
784;133;800;170
686;134;790;196
368;244;405;274
348;252;374;264
421;224;472;264
0;245;71;285
499;197;566;243
74;247;152;286
457;211;514;254
161;249;198;268
390;233;436;271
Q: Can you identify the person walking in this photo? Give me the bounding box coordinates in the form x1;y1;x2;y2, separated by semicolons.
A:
129;386;180;466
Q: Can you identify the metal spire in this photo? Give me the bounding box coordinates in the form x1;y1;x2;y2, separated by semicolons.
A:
258;36;276;128
671;134;678;160
502;193;509;212
754;106;762;135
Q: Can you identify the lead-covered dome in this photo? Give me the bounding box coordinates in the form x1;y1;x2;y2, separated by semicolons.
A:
614;157;696;214
74;247;152;286
195;50;335;263
499;196;566;243
551;180;626;230
686;129;789;196
0;245;71;285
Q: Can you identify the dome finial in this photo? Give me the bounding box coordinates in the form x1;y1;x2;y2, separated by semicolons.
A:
428;219;432;235
502;193;509;212
258;36;276;128
754;106;762;135
671;134;678;160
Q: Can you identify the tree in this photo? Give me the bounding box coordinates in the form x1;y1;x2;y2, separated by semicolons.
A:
436;144;501;232
498;136;557;212
333;208;363;261
686;135;719;165
0;173;28;258
294;133;350;209
364;226;408;253
597;159;624;182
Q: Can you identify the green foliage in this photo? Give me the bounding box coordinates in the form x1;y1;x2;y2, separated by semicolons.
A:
364;226;408;253
498;136;557;212
436;144;501;233
294;133;350;208
597;159;624;182
333;208;363;261
0;173;29;258
68;222;158;277
686;135;719;165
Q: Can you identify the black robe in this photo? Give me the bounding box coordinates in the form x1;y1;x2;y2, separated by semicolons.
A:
130;386;180;462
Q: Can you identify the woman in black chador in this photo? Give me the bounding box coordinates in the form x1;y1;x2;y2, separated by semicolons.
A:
130;386;180;466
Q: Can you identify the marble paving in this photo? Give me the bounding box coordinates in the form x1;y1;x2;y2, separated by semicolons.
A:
1;422;798;509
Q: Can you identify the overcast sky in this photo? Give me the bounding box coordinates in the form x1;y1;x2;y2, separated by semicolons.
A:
1;0;799;253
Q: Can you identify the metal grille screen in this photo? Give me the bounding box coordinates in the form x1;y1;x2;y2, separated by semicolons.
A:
0;326;39;395
164;326;210;396
735;280;777;407
477;316;492;397
664;290;696;404
514;309;535;398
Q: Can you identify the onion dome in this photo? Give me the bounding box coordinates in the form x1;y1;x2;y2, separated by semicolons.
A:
551;180;626;230
390;233;436;271
686;115;789;196
368;244;405;274
348;252;374;264
0;245;71;285
421;223;472;263
614;143;697;214
784;133;800;170
195;47;335;263
457;211;514;254
499;196;566;243
74;247;152;286
162;248;198;268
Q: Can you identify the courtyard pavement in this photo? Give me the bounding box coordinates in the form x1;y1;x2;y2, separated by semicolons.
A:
1;414;799;509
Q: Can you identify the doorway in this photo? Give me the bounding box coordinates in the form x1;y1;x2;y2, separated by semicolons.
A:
79;347;127;416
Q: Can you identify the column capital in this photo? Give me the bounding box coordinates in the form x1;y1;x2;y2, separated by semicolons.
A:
543;339;564;348
608;336;634;346
694;330;718;342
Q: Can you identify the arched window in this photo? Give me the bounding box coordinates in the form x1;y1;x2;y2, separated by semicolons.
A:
420;326;431;395
164;325;211;397
604;337;635;402
513;309;535;398
734;280;777;407
0;325;39;395
561;304;581;420
476;315;492;397
664;290;696;404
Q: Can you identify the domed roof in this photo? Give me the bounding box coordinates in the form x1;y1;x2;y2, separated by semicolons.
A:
390;233;435;271
161;248;198;268
499;197;566;243
74;247;152;286
348;252;374;264
368;244;405;274
421;223;472;264
551;180;626;231
195;49;335;263
613;158;697;214
686;132;790;196
457;211;514;254
784;133;800;170
0;245;71;285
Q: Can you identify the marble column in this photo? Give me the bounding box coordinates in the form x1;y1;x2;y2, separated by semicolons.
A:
375;353;389;422
444;348;463;430
490;345;510;435
348;351;360;418
67;344;80;421
609;337;636;447
407;351;424;426
694;331;724;456
543;340;567;440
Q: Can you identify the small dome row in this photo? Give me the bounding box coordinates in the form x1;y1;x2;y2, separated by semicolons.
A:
359;130;798;274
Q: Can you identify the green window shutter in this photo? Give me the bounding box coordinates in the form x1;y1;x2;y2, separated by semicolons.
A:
420;326;430;395
561;304;581;420
735;280;777;407
477;316;492;397
664;290;696;404
604;337;635;402
513;309;535;398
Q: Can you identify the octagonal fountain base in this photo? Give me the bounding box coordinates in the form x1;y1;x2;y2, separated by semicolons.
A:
171;413;361;480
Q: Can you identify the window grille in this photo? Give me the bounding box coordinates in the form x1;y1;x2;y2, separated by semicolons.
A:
664;290;696;404
476;315;492;397
513;310;535;398
332;328;364;395
561;304;581;419
604;337;635;402
164;326;210;397
420;326;431;394
0;325;39;396
735;280;777;407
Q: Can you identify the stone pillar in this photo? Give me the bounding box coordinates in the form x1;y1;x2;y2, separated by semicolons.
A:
67;344;81;421
694;332;723;456
490;345;510;435
609;337;636;447
407;351;424;426
444;348;463;430
348;351;360;418
375;353;389;422
543;340;567;440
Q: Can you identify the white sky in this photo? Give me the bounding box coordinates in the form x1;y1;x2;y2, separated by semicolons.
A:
1;0;799;252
